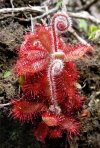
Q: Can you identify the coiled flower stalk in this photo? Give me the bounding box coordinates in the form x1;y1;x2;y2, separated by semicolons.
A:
48;13;72;114
48;59;64;114
52;12;72;52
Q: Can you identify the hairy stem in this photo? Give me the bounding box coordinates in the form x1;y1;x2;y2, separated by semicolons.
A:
48;59;64;114
52;13;72;52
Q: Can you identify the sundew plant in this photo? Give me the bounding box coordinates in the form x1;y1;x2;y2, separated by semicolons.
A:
10;12;92;142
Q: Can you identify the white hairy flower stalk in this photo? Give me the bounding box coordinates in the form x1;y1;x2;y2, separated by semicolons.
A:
52;12;72;52
48;59;64;114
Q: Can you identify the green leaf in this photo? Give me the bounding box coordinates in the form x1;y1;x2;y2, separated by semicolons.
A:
89;25;99;33
88;31;96;39
56;0;63;8
3;70;12;78
78;19;88;32
88;25;100;40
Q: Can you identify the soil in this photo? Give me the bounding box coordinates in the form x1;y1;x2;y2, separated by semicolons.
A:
0;0;100;148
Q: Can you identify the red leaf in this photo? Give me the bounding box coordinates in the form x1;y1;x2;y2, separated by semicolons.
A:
15;57;49;75
11;100;46;122
64;44;92;61
59;116;79;139
42;112;59;126
49;128;62;138
36;26;54;53
34;122;49;142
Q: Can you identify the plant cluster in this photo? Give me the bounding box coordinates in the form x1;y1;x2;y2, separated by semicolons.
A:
11;12;91;142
